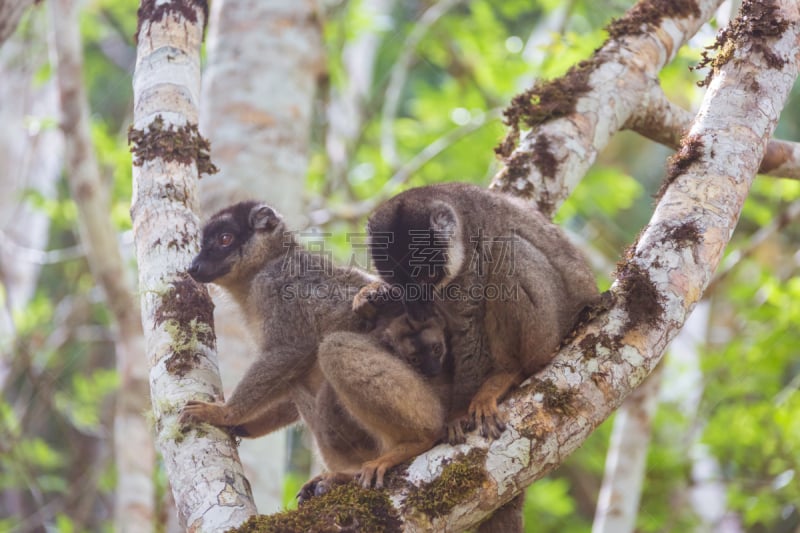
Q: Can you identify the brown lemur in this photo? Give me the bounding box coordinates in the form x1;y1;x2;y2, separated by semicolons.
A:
181;201;453;495
366;182;600;441
300;281;453;495
181;200;380;475
363;183;598;533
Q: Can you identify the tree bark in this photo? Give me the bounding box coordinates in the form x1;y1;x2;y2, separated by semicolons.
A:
199;0;321;227
199;0;324;513
591;364;662;533
258;0;800;530
0;0;36;46
130;1;255;530
0;7;61;387
624;82;800;179
49;1;155;530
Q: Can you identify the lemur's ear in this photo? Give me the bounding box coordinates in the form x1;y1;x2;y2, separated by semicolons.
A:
429;201;459;236
249;204;281;231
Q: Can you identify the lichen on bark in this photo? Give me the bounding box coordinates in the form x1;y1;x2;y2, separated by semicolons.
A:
128;115;219;177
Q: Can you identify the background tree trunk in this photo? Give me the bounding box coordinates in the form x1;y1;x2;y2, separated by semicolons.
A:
0;6;61;384
591;364;662;533
0;6;62;520
0;0;36;46
49;1;155;530
199;0;324;512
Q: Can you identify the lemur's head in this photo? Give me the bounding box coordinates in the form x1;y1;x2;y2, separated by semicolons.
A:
381;309;450;378
188;201;289;287
367;188;465;294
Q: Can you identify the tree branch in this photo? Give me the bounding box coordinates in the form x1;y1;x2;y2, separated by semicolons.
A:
379;0;464;167
489;0;725;217
625;81;800;179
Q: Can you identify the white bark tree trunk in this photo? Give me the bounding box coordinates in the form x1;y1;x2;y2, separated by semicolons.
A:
259;0;800;529
0;0;36;46
199;0;320;227
592;364;663;533
625;82;800;179
130;1;255;530
49;1;155;530
199;0;323;513
489;0;726;215
0;8;61;386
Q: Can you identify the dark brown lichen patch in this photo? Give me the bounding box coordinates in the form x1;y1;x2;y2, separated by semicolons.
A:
495;59;597;160
664;220;701;244
614;261;664;332
692;0;790;87
531;135;558;180
492;153;538;203
656;134;704;200
128;115;219;177
523;378;578;416
578;333;622;360
155;273;216;377
167;229;194;251
135;0;210;43
228;482;401;533
606;0;700;40
154;272;214;329
404;448;487;519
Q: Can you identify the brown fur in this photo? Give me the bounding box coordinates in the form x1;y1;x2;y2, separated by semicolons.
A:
366;183;600;532
180;201;380;476
367;182;599;438
305;281;453;490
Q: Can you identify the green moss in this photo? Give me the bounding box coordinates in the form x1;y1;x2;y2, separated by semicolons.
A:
228;482;401;533
404;448;488;519
516;379;580;439
154;274;216;377
162;318;214;376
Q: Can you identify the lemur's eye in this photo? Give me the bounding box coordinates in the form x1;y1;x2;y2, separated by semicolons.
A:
217;233;234;247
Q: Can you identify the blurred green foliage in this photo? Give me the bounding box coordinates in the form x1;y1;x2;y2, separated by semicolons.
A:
1;0;798;531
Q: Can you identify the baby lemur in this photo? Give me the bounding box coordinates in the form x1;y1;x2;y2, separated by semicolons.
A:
366;182;600;441
296;284;453;499
303;281;452;492
353;280;450;379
